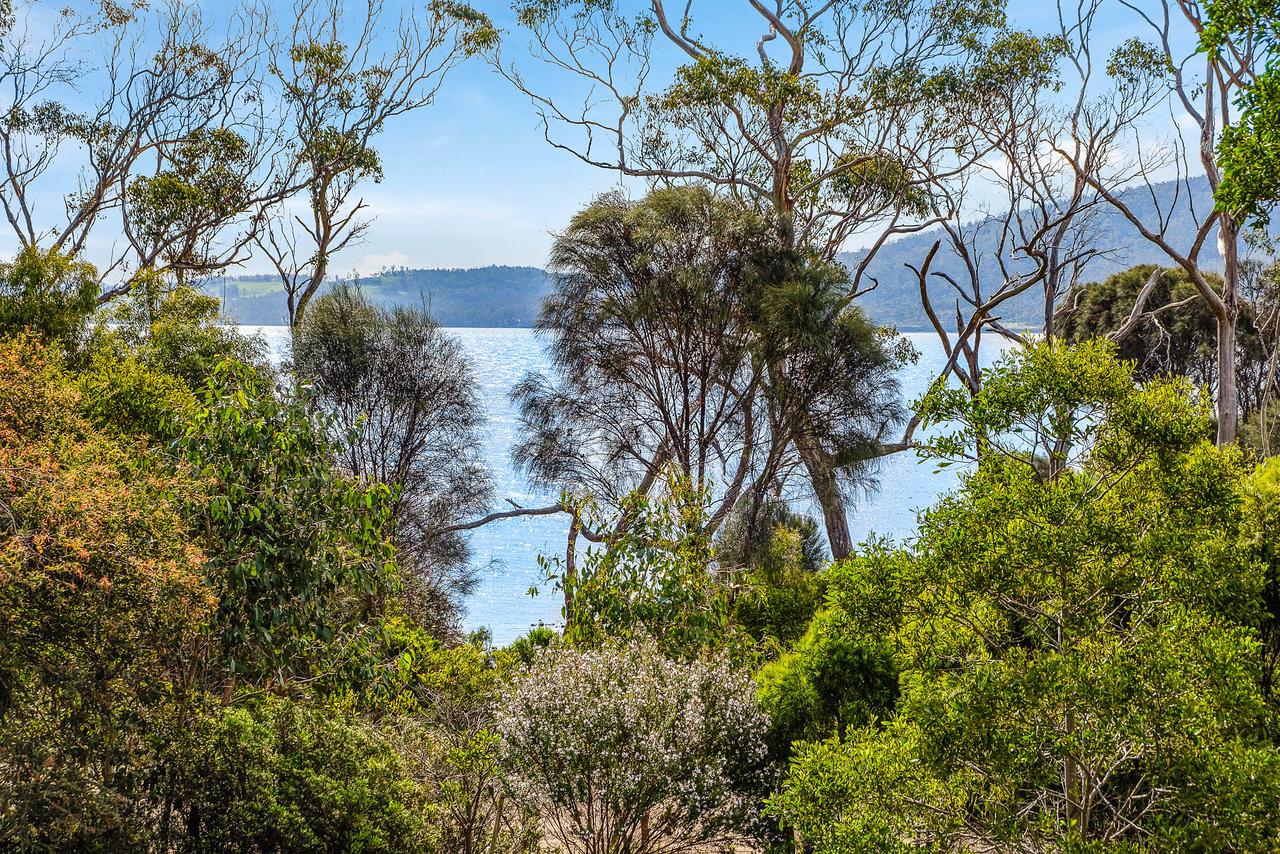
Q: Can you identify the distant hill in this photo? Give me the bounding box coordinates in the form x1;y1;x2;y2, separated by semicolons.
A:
212;178;1220;330
840;176;1221;330
210;265;553;327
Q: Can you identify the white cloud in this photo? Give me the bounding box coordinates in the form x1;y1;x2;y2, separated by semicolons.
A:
356;251;410;275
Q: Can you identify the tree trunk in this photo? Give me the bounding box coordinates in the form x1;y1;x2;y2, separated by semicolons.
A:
796;437;853;560
1217;309;1240;444
563;511;582;629
1217;214;1241;445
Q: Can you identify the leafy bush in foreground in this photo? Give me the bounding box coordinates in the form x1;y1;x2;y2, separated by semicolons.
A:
770;342;1280;851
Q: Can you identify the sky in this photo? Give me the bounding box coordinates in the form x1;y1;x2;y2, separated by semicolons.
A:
3;0;1173;275
350;0;1136;273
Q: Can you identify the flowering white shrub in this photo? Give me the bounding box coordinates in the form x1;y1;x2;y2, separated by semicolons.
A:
495;640;771;853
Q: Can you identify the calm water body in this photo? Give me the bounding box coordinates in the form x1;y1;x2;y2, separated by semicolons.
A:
246;326;1006;644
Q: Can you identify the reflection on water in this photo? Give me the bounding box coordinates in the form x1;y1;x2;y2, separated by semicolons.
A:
244;326;1007;644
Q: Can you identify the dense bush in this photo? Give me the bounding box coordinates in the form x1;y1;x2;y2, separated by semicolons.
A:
756;602;898;766
0;246;98;347
552;476;737;659
179;361;398;683
76;352;196;438
0;336;214;849
160;698;435;853
770;342;1280;851
0;327;529;853
496;640;771;854
720;498;828;650
94;277;271;390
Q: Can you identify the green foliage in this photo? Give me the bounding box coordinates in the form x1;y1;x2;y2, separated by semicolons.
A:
767;724;955;854
918;337;1211;471
720;499;827;649
179;361;397;680
0;335;215;850
756;602;898;766
76;352;196;439
517;185;775;514
1241;457;1280;711
1107;36;1173;85
396;721;539;854
126;128;254;267
0;246;98;347
608;0;1011;239
749;246;912;475
373;632;542;854
771;342;1280;850
1203;0;1280;224
95;275;270;390
1057;264;1270;413
827;152;930;218
547;474;736;659
506;625;560;667
162;697;434;853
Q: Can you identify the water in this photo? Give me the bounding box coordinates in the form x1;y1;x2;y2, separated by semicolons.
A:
246;326;1006;644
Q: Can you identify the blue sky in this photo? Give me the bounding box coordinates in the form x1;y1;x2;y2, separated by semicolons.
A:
322;0;1146;272
5;0;1170;274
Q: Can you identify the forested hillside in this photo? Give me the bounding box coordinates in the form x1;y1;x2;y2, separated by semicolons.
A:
213;178;1219;331
213;265;552;326
845;176;1222;329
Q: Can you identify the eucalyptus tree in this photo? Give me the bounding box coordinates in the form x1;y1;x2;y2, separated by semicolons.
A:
293;285;491;637
496;0;1005;553
516;186;906;559
0;1;298;300
892;29;1090;413
1058;0;1267;444
515;187;769;531
258;0;495;328
892;3;1171;434
498;0;1003;256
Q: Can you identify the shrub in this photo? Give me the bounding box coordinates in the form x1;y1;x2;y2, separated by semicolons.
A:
496;640;771;854
756;604;898;765
162;697;434;853
0;335;214;850
552;476;737;659
93;276;271;390
179;361;397;682
770;342;1280;851
0;246;98;347
76;352;196;438
720;499;828;650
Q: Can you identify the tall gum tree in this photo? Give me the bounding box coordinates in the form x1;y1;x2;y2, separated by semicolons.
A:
495;0;1010;557
0;1;304;300
1059;0;1264;444
898;5;1162;423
